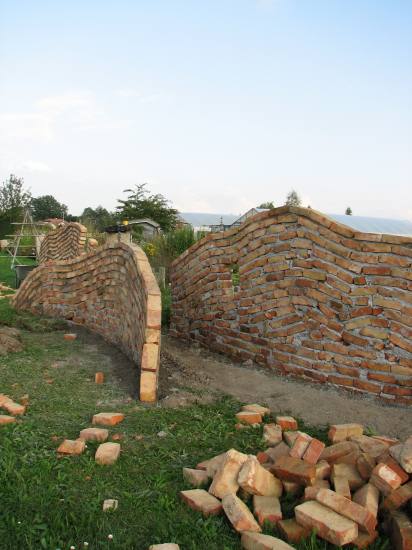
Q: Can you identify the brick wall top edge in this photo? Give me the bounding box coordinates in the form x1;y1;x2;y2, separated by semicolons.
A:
171;206;412;267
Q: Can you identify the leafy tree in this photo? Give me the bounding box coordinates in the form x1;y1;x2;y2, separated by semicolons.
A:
345;206;353;215
80;206;117;232
31;195;68;221
117;184;178;232
258;201;275;209
285;190;301;207
0;175;32;238
0;174;31;212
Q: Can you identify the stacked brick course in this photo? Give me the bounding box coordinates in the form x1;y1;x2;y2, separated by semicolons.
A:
13;224;161;402
170;207;412;405
39;222;87;263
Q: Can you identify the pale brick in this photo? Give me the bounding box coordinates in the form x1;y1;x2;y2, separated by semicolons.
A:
241;531;295;550
263;424;282;446
149;544;180;550
295;500;358;546
208;449;248;498
353;483;380;517
320;441;358;463
2;401;25;415
242;404;271;416
253;495;282;526
283;431;299;447
92;412;125;426
222;493;261;533
95;442;121;465
333;476;351;499
328;423;364;443
282;480;301;495
331;463;364;490
197;452;226;477
180;489;222;516
266;443;290;462
79;427;109;442
103;499;118;511
238;456;283;497
399;436;412;474
370;463;402;495
315;488;377;535
182;468;209;487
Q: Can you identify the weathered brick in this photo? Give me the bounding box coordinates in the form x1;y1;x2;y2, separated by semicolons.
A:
222;493;261;533
209;449;248;498
238;456;283;497
182;468;210;487
242;404;271;416
95;442;121;465
331;463;364;490
315;488;377;534
303;439;325;464
328;423;363;443
272;456;316;486
240;531;295;549
253;495;282;526
295;500;358;546
57;439;85;456
263;424;283;446
383;480;412;511
370;463;402;495
276;416;298;430
236;411;263;425
277;518;311;544
79;427;109;442
92;412;125;426
180;489;222;516
289;432;312;459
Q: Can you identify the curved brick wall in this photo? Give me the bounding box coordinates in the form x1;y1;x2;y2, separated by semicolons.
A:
39;222;87;263
13;241;161;402
170;206;412;405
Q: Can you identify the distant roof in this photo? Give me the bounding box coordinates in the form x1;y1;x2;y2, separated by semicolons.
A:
328;214;412;236
181;211;412;236
180;212;238;227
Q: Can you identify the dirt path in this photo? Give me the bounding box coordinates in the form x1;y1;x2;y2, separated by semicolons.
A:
161;334;412;439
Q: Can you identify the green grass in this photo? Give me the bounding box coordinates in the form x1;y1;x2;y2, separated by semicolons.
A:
0;297;391;549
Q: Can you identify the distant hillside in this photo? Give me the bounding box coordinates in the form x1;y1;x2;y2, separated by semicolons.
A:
180;212;238;227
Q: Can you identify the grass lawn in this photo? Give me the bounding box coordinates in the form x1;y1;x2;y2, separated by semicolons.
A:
0;255;391;549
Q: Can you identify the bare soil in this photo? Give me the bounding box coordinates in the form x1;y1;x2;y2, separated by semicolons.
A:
160;334;412;439
57;326;411;439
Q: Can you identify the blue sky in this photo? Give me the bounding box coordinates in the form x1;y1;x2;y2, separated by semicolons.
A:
0;0;411;218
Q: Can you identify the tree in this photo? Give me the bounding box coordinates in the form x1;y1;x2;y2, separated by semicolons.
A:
258;201;275;209
31;195;68;221
285;190;301;207
345;206;353;215
0;175;32;238
80;206;117;232
0;174;31;212
117;184;178;232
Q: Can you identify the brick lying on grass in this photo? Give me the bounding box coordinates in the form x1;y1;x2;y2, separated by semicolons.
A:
242;404;270;416
180;489;222;516
182;468;209;488
95;442;120;465
57;439;85;456
240;531;295;549
252;495;282;526
149;544;180;550
276;416;297;431
294;500;358;546
0;414;16;425
92;412;125;426
103;499;118;511
79;427;109;442
236;411;263;425
222;493;261;533
315;488;377;535
1;400;25;415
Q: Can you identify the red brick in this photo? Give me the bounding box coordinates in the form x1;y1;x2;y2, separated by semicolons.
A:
272;456;316;486
303;439;325;464
276;416;298;430
252;495;282;526
180;489;222;516
222;493;261;533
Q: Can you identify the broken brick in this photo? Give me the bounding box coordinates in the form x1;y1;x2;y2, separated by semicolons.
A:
370;463;402;495
103;499;118;511
57;439;85;456
353;483;380;518
276;416;298;431
263;424;282;446
272;456;316;486
328;423;364;443
208;449;248;498
79;427;109;442
222;493;261;533
180;489;222;516
242;404;270;416
236;411;263;425
238;456;283;497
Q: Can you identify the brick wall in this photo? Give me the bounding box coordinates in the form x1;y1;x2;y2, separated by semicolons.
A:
39;222;87;262
13;228;161;402
170;206;412;405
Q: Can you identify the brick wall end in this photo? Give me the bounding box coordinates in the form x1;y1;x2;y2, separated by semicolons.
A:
13;242;161;402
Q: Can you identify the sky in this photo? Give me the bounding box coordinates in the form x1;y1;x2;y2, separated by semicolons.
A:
0;0;411;218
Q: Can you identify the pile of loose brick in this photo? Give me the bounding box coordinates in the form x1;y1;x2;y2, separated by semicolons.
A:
0;393;27;424
179;405;412;549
